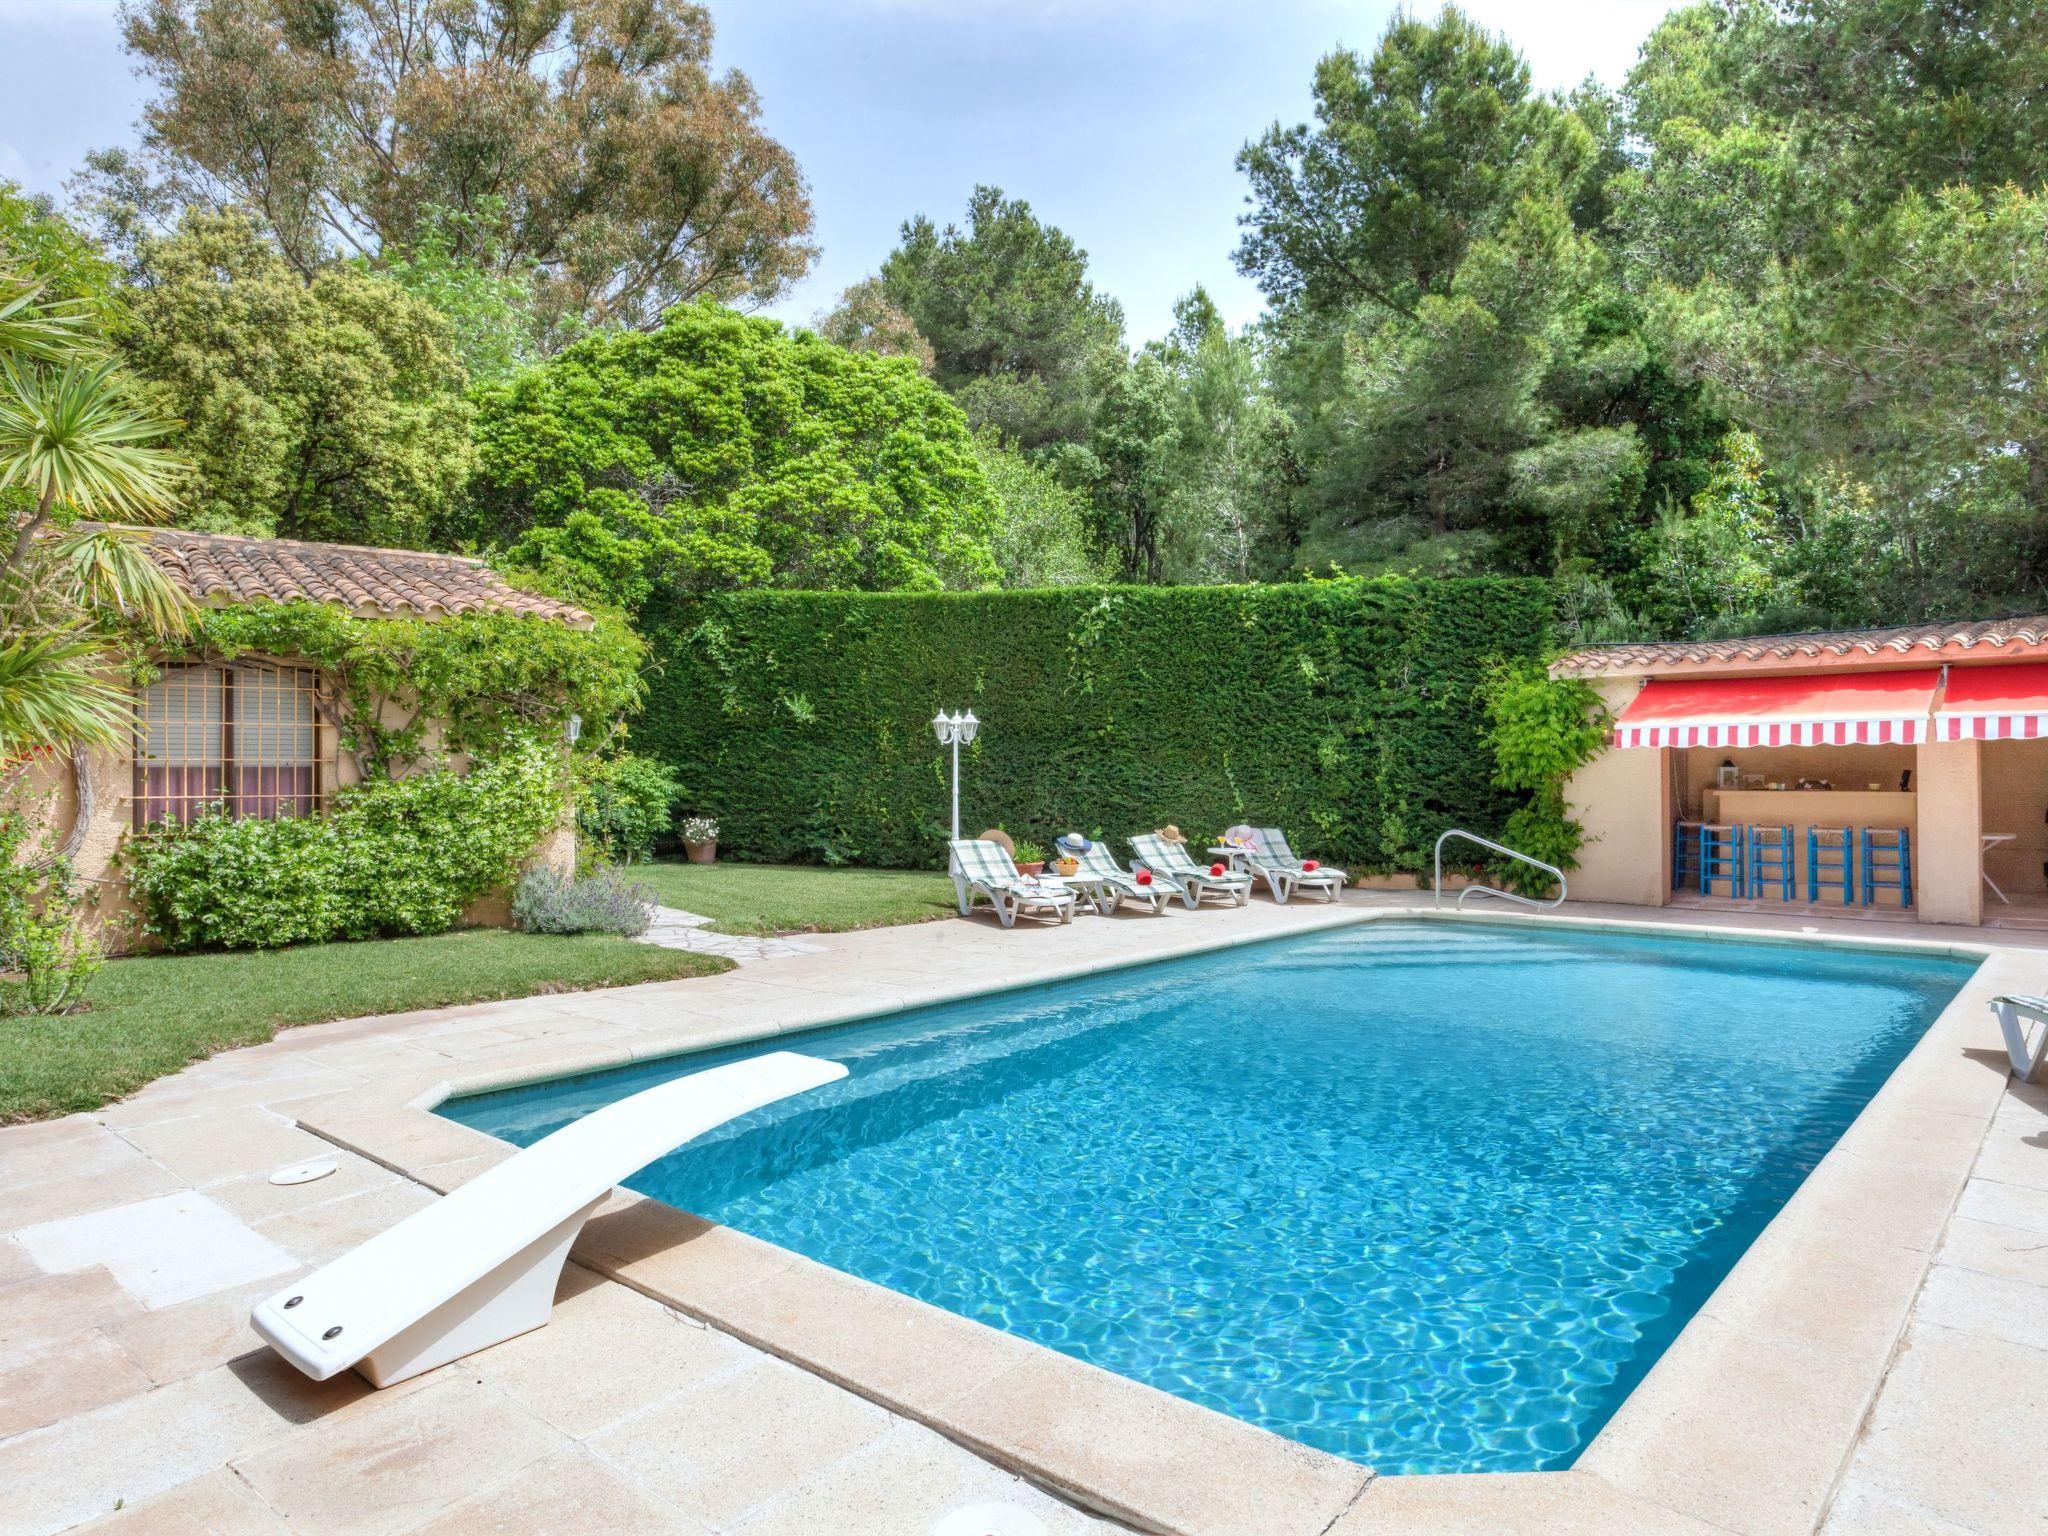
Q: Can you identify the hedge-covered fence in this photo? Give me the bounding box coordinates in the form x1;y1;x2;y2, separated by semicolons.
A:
635;577;1555;874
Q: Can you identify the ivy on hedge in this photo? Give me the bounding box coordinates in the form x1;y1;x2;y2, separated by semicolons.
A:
635;577;1556;873
123;744;566;950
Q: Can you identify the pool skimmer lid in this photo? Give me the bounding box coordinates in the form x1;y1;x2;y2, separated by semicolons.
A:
931;1504;1048;1536
269;1158;339;1187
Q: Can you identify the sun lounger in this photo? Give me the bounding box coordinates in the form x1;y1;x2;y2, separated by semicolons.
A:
1246;827;1347;904
1072;839;1173;914
250;1051;848;1387
1129;832;1252;909
1992;995;2048;1081
948;838;1078;927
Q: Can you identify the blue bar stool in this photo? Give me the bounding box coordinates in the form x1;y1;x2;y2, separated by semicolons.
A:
1807;827;1855;905
1860;827;1913;908
1699;823;1747;898
1747;824;1795;902
1672;820;1703;891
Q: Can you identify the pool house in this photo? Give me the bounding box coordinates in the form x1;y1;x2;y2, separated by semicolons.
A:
1554;614;2048;928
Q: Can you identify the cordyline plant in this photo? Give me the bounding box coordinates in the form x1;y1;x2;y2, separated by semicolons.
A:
0;269;190;761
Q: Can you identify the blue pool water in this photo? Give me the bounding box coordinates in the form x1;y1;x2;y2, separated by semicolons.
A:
444;920;1972;1473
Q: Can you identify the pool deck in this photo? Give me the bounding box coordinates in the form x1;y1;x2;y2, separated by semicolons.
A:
1;894;2043;1536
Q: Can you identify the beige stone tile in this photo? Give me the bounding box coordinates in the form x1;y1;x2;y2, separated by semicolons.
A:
0;1118;150;1190
1579;1313;1883;1536
0;1361;306;1536
0;1330;152;1438
466;1269;750;1438
0;1236;35;1286
1773;1153;1969;1255
97;1068;364;1130
1699;1214;1929;1364
1915;1261;2048;1352
0;1157;186;1234
253;1181;437;1267
1958;1176;2048;1235
692;1251;1047;1424
230;1375;573;1536
1329;1470;1725;1535
0;1269;142;1370
728;1420;1115;1536
401;1446;711;1536
1818;1486;1982;1536
206;1150;401;1226
587;1354;894;1528
118;1107;335;1189
104;1273;303;1385
1840;1322;2048;1536
72;1468;288;1535
1969;1130;2048;1192
933;1346;1369;1536
1829;1100;1991;1173
1936;1215;2048;1287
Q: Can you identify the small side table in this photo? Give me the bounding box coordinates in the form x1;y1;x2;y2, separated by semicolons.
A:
1982;832;2018;905
1208;845;1253;874
1058;872;1121;917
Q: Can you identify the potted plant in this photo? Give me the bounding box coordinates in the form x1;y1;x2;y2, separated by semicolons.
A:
1012;839;1047;876
680;814;719;864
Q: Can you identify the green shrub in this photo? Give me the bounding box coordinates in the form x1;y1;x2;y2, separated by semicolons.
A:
0;809;102;1015
511;866;654;936
1482;664;1613;896
576;752;680;863
635;577;1554;872
125;746;566;951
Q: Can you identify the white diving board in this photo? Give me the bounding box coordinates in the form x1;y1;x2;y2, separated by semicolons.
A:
252;1051;848;1387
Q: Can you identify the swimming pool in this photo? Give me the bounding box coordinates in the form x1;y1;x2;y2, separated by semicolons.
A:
443;919;1974;1474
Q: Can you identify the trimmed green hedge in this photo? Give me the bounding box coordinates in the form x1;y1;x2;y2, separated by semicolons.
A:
636;578;1555;873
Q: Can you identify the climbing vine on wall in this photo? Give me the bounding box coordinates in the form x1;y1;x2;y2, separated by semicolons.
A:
146;598;646;779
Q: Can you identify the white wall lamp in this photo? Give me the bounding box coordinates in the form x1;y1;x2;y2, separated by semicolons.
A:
931;709;980;841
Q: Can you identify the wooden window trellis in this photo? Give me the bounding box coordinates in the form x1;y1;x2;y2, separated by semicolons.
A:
133;663;332;828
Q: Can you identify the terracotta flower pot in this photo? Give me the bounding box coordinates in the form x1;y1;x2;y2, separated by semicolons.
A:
685;839;717;865
1017;861;1045;877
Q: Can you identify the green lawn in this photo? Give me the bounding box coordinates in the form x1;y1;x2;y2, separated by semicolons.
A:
632;860;957;936
1;930;732;1125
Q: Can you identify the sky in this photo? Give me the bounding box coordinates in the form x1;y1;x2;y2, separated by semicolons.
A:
0;0;1687;342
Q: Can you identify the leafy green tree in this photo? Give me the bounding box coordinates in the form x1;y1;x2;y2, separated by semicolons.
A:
879;186;1125;450
970;430;1106;588
467;301;1000;608
816;279;935;374
115;212;473;546
1236;6;1582;316
378;203;545;387
1145;290;1301;583
100;0;815;331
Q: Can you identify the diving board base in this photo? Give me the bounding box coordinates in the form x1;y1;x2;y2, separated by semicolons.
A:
357;1194;604;1387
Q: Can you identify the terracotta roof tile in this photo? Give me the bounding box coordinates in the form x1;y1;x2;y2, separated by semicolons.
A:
99;526;591;626
1554;614;2048;677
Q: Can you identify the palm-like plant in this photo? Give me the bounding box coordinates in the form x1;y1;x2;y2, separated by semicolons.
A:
0;270;191;759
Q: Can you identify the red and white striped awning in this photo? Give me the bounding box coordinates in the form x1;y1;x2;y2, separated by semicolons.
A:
1611;670;1941;749
1933;662;2048;741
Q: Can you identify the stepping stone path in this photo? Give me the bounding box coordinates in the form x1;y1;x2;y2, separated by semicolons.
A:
634;904;830;966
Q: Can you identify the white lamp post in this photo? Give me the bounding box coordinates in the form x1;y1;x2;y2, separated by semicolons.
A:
931;708;980;841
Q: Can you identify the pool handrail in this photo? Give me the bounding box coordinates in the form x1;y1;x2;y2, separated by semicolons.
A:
1434;829;1567;912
